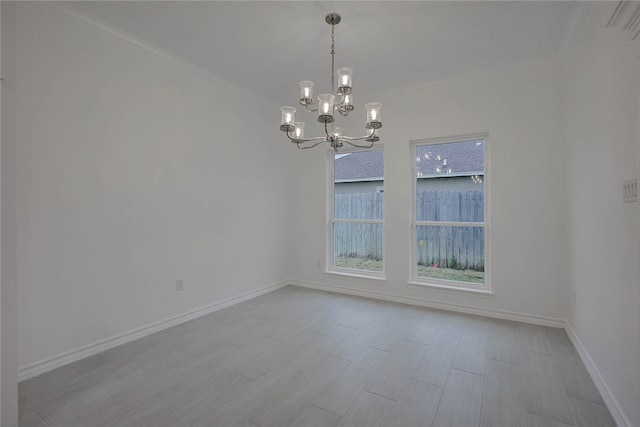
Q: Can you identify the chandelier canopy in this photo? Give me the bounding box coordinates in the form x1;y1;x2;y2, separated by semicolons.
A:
279;13;383;152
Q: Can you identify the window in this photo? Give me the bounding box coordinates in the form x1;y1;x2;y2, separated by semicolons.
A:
328;148;384;278
410;134;489;292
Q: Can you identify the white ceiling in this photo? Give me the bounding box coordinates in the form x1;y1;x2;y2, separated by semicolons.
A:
66;1;578;106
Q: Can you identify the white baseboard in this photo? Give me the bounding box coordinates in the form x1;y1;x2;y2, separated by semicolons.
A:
564;322;631;427
18;281;288;382
289;279;565;328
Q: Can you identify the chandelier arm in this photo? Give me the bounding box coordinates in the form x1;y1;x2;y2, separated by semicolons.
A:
342;139;375;149
338;129;377;141
297;140;327;150
286;129;328;144
288;135;328;144
303;103;319;113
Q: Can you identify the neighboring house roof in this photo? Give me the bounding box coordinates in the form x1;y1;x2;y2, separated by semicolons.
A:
334;140;484;182
335;150;384;182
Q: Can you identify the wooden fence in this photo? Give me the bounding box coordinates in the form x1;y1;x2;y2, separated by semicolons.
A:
333;191;484;270
415;191;484;270
333;192;383;261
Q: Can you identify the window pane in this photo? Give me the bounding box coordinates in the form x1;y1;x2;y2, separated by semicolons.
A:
416;225;484;284
333;222;383;272
335;149;383;220
416;140;484;222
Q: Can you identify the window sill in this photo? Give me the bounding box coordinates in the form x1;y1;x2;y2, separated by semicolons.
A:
324;270;387;283
406;280;494;298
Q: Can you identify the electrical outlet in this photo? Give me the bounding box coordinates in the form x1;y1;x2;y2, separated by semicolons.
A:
176;279;184;292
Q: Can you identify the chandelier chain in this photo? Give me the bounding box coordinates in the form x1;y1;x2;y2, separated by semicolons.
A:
331;23;335;96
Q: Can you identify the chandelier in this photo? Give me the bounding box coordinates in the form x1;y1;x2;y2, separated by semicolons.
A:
279;13;383;152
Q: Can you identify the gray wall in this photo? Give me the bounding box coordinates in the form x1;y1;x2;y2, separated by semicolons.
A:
1;2;18;425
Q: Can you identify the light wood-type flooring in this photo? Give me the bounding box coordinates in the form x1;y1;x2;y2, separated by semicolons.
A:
19;286;615;427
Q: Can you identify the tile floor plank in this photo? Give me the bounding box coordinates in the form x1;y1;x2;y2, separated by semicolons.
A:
545;328;572;346
568;397;616;427
330;319;383;361
549;340;604;404
412;333;460;387
108;384;195;427
480;359;527;427
336;391;396;427
247;355;349;427
432;368;484;427
521;352;574;424
18;411;49;427
453;328;490;375
151;371;254;426
288;404;342;427
404;311;439;345
385;379;442;427
234;331;319;381
519;324;552;355
287;324;354;369
312;347;388;416
365;339;427;400
526;412;575;427
207;362;305;427
489;320;522;365
436;312;466;338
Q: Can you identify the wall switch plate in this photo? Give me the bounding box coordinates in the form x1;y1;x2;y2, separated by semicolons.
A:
176;279;184;291
623;178;637;203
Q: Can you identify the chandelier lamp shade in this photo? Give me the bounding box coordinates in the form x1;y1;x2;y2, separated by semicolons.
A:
279;13;382;152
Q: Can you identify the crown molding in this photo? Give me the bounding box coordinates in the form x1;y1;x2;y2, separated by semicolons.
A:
604;0;640;40
561;1;640;61
606;0;627;28
30;2;277;108
622;1;640;30
559;1;592;57
603;0;640;61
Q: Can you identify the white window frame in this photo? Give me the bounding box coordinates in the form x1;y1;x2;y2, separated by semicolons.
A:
326;145;386;281
408;133;492;295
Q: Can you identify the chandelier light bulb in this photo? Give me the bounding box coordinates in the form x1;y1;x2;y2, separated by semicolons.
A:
294;122;305;140
299;81;314;105
365;102;382;129
342;93;355;112
280;106;296;132
344;93;353;106
336;67;353;95
317;94;335;123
